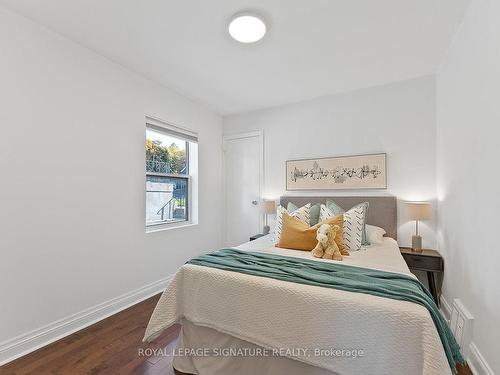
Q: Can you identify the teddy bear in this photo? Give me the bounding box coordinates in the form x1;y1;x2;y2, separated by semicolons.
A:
311;224;343;261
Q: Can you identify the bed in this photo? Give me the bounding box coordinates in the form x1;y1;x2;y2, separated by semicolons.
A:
144;196;454;375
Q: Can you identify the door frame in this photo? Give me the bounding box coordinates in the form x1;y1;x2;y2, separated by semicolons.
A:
222;130;264;246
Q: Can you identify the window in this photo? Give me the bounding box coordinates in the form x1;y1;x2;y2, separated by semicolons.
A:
145;117;198;228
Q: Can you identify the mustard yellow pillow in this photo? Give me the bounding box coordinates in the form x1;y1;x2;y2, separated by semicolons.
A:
277;213;346;252
277;213;318;250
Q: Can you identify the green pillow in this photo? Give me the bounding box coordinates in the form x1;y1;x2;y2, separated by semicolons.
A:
325;199;343;216
326;199;370;246
287;202;321;226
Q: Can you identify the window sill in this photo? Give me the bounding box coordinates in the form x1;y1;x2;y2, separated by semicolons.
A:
146;221;198;233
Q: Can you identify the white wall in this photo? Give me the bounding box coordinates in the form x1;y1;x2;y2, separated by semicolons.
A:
436;0;499;372
224;76;437;249
0;6;222;350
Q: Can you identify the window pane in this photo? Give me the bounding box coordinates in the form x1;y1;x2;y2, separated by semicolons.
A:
146;175;188;225
146;129;188;175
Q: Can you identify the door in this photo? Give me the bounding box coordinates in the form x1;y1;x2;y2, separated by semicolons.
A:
223;131;263;246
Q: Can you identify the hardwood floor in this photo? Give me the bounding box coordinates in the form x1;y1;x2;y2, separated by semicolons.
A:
0;295;185;375
0;294;473;375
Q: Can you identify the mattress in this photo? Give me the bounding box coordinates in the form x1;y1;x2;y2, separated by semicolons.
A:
144;236;451;375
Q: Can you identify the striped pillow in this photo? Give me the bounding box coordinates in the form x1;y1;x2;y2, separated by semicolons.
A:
287;202;321;226
320;204;368;251
274;203;311;244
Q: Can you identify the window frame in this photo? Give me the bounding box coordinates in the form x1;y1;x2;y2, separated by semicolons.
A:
145;116;197;231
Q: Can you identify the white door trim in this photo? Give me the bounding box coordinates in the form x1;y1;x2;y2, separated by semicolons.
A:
223;130;263;141
222;130;264;246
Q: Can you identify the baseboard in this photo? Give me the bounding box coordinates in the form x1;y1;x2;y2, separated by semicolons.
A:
440;294;452;322
468;342;494;375
0;275;172;366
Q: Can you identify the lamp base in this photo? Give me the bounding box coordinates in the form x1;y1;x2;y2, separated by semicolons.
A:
412;235;422;252
263;225;270;235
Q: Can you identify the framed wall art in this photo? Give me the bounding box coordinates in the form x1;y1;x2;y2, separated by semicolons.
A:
286;153;387;190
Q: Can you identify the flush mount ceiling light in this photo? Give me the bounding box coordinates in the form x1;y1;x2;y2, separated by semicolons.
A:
228;12;267;43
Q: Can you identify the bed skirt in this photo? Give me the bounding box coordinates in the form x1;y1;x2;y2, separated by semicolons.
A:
173;320;337;375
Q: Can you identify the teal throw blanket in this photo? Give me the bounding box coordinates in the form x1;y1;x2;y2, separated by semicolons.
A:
187;248;464;373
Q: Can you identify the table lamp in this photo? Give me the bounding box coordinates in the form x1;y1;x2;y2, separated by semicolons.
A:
260;200;276;235
405;202;432;251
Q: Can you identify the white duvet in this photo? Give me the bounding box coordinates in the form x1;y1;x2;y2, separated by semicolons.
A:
237;234;414;276
144;235;451;375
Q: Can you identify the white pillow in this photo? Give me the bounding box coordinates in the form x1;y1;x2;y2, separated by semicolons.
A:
366;224;386;245
320;204;368;252
274;204;311;243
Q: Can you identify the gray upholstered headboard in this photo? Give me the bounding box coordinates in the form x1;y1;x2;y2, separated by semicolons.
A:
279;196;397;240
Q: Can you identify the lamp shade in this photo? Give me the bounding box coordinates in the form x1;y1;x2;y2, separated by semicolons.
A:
260;200;276;214
405;202;432;220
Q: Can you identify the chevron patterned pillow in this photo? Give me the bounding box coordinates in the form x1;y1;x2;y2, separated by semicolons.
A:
320;203;368;251
326;199;370;245
274;203;311;244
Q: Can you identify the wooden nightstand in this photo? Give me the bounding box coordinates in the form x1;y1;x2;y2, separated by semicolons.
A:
400;247;444;307
249;234;265;241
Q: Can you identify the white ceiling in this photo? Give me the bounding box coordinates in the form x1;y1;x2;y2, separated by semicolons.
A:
1;0;469;115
